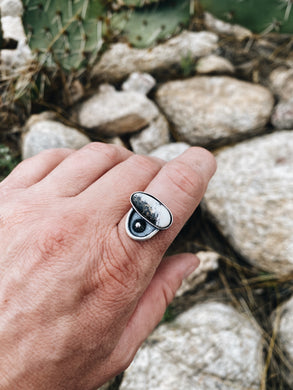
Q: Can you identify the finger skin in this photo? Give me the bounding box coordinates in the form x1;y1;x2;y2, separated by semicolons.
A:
37;142;133;197
0;144;215;390
77;153;165;222
0;148;74;189
112;147;216;288
102;253;200;383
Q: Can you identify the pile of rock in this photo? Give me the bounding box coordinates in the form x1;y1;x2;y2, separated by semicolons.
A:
2;10;293;389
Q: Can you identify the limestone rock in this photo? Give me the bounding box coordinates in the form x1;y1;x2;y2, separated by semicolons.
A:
276;296;293;385
149;142;190;161
176;251;219;297
156;76;274;146
1;41;33;71
76;84;159;136
129;115;170;155
122;72;156;95
196;55;235;74
121;302;262;390
269;67;293;102
22;117;90;159
204;131;293;275
0;0;33;73
92;31;218;82
272;100;293;129
204;12;252;40
1;16;26;42
0;0;23;17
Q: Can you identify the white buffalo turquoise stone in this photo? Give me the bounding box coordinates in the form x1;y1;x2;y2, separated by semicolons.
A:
131;192;173;230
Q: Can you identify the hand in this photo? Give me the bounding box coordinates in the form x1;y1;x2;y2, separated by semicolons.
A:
0;143;216;389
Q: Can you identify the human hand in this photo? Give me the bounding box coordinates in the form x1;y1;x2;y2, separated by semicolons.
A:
0;143;216;389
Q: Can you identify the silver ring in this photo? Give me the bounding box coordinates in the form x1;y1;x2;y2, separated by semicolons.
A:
125;192;173;241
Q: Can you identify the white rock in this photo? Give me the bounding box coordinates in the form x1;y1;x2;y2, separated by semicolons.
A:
204;131;293;275
122;72;156;95
1;41;33;71
76;84;160;136
276;296;293;386
156;76;274;146
196;54;235;74
176;251;219;297
121;302;262;390
1;16;26;41
269;67;293;102
92;31;218;81
22;118;91;159
272;100;293;129
149;142;190;161
129;115;170;155
0;0;23;17
204;12;252;40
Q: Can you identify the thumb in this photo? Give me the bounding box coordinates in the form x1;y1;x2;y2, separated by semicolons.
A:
116;253;199;359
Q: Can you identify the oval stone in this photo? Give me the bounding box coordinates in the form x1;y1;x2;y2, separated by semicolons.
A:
130;192;173;230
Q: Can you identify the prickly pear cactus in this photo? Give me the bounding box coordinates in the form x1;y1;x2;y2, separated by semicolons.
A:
200;0;293;34
111;0;192;48
22;0;107;71
112;0;162;8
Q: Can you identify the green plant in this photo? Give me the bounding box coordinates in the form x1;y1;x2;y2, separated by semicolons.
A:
111;0;163;9
199;0;293;34
0;145;20;181
110;0;193;48
22;0;194;69
180;52;196;77
22;0;108;71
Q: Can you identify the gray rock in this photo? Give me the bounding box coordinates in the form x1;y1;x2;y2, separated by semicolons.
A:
272;100;293;129
1;41;33;71
22;116;90;159
76;84;159;136
0;0;33;73
149;142;190;161
196;55;235;74
276;296;293;385
92;31;218;82
156;76;274;146
176;251;219;297
269;67;293;102
121;302;262;390
0;0;23;17
1;16;26;41
129;115;170;155
204;131;293;275
204;12;252;40
122;72;156;95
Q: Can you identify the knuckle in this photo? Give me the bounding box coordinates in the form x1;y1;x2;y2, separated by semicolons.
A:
165;160;205;199
127;154;160;176
38;148;73;158
85;142;124;162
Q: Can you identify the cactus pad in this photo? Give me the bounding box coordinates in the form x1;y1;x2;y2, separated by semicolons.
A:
22;0;107;71
111;0;192;48
200;0;293;34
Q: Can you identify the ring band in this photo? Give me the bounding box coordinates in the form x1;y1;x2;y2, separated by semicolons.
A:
125;192;173;241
